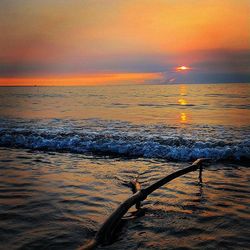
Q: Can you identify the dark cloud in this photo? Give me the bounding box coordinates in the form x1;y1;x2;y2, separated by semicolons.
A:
1;49;249;83
172;72;250;84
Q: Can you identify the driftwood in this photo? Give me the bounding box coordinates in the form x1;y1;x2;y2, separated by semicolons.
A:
129;174;141;209
79;158;210;250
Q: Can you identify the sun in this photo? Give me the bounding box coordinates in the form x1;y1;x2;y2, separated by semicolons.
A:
176;66;191;71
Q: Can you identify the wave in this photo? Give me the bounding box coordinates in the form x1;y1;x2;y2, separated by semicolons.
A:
0;129;249;162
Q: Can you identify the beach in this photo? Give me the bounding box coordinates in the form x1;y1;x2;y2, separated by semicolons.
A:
0;83;249;249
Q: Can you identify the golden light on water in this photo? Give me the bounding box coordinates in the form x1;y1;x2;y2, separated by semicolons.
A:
178;85;187;105
178;98;187;105
180;112;187;123
178;84;189;123
180;85;187;96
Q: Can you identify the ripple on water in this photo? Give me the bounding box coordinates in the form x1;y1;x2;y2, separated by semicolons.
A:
0;148;249;249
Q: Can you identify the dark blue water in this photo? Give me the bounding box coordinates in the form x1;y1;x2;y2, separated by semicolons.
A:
0;118;249;162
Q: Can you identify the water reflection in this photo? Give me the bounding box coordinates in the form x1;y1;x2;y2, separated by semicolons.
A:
180;84;187;96
180;112;187;123
178;85;188;123
178;98;187;105
0;84;249;126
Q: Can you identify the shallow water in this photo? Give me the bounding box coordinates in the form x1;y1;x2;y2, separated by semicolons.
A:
0;84;249;249
0;148;249;249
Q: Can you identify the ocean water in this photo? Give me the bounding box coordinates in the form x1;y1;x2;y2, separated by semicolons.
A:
0;83;249;249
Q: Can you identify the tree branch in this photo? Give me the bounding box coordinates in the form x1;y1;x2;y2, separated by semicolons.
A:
79;158;210;250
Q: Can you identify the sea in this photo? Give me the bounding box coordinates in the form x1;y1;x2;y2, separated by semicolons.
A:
0;83;249;249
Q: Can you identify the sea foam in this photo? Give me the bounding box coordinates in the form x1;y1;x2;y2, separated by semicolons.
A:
0;118;249;162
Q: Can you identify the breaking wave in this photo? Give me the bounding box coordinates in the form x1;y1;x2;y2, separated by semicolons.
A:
0;119;249;162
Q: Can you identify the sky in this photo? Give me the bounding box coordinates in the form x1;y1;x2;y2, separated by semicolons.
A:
0;0;249;85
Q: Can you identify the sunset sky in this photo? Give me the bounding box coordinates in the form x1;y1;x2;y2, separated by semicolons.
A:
0;0;249;85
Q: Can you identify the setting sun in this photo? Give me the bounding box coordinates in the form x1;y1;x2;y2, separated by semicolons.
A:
176;66;191;71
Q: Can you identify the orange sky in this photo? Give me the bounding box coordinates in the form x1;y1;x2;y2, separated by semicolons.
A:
0;0;249;85
0;73;163;86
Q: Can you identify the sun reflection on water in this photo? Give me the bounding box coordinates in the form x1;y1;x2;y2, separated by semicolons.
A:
178;98;187;105
180;112;187;123
178;85;188;123
180;85;187;96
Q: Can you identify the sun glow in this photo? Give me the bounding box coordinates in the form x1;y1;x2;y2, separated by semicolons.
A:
0;72;162;86
176;66;191;71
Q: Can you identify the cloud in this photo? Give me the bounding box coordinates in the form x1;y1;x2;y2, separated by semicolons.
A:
1;49;249;83
0;1;249;84
0;72;164;86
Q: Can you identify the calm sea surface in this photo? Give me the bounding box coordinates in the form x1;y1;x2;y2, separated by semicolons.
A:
0;83;249;249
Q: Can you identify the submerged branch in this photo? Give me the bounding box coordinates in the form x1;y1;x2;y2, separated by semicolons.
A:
79;158;210;250
129;174;141;209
